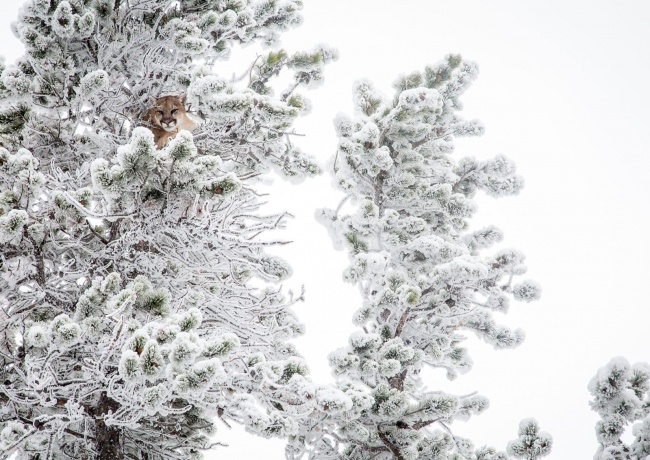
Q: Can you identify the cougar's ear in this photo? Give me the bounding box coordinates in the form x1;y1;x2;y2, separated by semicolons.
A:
149;96;157;107
179;94;187;105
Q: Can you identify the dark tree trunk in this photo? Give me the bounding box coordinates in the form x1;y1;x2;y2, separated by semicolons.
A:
95;392;123;460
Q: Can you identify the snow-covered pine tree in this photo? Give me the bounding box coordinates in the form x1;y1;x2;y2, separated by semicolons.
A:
298;55;552;459
589;357;650;460
0;1;335;459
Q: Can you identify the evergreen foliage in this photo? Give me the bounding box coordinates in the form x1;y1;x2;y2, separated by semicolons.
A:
0;0;560;459
0;0;335;458
589;357;650;460
296;55;551;459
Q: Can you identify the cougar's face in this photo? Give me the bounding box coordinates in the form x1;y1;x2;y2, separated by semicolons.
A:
155;107;179;131
150;96;185;131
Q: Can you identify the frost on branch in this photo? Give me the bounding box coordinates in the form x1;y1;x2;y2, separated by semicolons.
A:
188;43;337;181
2;0;329;182
0;273;307;458
0;0;334;458
589;357;650;459
506;418;552;460
298;55;546;459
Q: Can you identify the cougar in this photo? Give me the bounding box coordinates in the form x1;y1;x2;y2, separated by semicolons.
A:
142;95;197;149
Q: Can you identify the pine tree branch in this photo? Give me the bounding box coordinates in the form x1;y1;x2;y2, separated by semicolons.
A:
30;243;46;288
412;419;439;430
388;369;407;391
374;170;387;215
108;218;123;242
352;444;388;454
394;307;410;337
333;194;352;220
86;220;109;245
410;136;430;150
0;427;37;457
377;428;405;460
281;82;300;102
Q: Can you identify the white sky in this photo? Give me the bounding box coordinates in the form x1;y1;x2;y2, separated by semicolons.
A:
2;0;650;458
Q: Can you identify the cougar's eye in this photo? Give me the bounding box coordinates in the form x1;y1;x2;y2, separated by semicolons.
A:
157;110;164;116
171;109;178;115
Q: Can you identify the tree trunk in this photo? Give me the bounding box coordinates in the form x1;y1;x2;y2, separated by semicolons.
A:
95;392;123;460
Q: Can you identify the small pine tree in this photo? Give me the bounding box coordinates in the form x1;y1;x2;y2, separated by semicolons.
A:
0;0;335;459
589;357;650;460
288;55;551;459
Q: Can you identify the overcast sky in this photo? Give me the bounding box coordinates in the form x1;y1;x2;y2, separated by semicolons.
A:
2;1;650;458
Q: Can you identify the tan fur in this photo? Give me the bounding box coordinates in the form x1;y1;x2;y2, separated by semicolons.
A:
142;95;197;149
